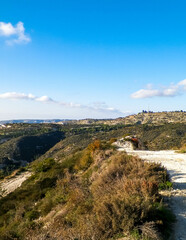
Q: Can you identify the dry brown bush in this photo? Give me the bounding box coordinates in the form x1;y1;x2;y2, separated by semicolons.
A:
10;144;171;240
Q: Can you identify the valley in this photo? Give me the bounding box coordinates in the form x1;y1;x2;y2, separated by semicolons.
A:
0;111;185;240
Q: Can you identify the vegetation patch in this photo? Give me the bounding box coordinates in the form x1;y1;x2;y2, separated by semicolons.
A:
0;139;175;240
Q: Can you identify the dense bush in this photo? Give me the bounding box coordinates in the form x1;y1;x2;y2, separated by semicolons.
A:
33;158;55;173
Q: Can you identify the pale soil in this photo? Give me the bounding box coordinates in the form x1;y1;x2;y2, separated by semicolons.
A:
116;141;186;240
0;171;31;197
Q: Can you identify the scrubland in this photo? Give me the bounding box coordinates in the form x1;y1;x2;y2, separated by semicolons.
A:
0;140;175;240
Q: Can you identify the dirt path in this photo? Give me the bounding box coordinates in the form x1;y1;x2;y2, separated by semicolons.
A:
0;171;31;197
116;142;186;240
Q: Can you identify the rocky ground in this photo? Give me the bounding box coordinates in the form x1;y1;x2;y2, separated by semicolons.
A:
0;171;31;197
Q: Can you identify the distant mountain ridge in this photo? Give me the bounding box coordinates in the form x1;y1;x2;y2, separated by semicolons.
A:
101;111;186;125
0;111;185;125
0;119;70;124
62;111;186;125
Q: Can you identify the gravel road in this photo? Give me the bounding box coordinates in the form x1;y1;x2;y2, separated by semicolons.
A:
117;142;186;240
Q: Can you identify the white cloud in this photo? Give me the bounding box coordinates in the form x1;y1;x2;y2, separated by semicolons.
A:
162;86;178;96
0;22;16;36
131;80;186;99
178;79;186;90
131;89;161;99
0;92;123;116
36;96;54;103
0;21;31;45
0;92;35;100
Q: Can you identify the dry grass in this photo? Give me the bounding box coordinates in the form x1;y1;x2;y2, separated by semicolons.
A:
29;152;171;240
176;143;186;153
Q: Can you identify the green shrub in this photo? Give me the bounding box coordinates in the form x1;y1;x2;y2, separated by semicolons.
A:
158;181;173;190
25;210;40;221
33;158;55;173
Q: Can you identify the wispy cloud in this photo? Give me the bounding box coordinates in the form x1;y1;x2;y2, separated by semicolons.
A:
0;21;31;45
131;79;186;99
0;92;124;115
178;79;186;90
0;92;35;100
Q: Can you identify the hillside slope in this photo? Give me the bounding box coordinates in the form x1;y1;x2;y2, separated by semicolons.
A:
0;140;175;240
112;111;186;125
0;131;65;176
85;111;186;125
0;120;185;179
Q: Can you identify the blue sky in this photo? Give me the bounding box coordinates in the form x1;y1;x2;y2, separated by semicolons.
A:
0;0;186;120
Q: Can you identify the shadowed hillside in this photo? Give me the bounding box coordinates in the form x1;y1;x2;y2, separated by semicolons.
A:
0;131;65;176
